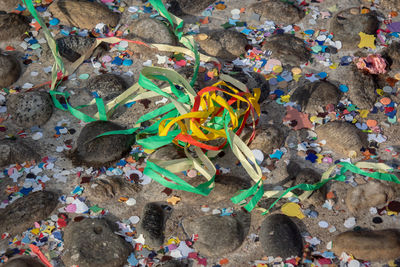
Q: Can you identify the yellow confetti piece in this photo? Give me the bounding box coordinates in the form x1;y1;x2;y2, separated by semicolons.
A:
280;95;290;103
358;32;376;49
293;74;302;82
273;65;283;73
281;202;305;219
167;195;181;205
388;210;398;216
329;62;339;69
144;148;155;154
42;225;55;235
31;228;40;235
394;73;400;80
376;88;384;96
316;154;324;164
291;67;302;75
359;109;369;118
167;237;180;245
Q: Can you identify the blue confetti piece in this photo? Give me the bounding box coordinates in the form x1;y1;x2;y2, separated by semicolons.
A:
116;160;127;166
339;84;348;92
143;6;153;13
20;187;33;196
229;18;239;25
241;28;252;35
60;29;70;36
127;253;139;266
112;57;123;66
273;89;284;96
91;91;100;98
269;78;278;86
124;101;136;107
269;150;283;160
71;186;83;195
123;59;133;66
49;18;60;26
28;39;38;45
36;6;47;12
53;231;63;241
305;153;318;163
304;29;315;35
276;75;284;82
317;72;327;79
21;236;30;244
16;4;26;11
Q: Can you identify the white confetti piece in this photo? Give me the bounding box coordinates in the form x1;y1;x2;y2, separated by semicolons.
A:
32;132;43;140
129;216;140;224
318;221;329;228
344;217;356;228
30;71;39;77
126;198;136;206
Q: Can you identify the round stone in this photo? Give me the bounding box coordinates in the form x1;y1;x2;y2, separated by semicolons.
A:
87;74;127;101
0;53;21;88
7;91;53;128
3;256;46;267
128;18;176;45
56;35;97;62
0;139;40;167
70;121;135;167
0;13;29;41
248;0;305;25
63;218;131;267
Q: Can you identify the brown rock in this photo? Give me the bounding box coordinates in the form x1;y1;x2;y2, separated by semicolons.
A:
380;0;400;11
248;0;304;25
166;0;216;16
262;34;310;66
345;181;395;214
0;13;29;41
243;125;285;155
48;0;120;29
0;191;58;236
291;81;341;115
332;230;400;261
0;53;21;88
383;41;400;70
196;30;248;61
0;139;40;167
315;121;368;157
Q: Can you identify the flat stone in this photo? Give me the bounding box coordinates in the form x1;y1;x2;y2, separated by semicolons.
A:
332;230;400;261
87;74;127;101
329;8;379;50
0;53;21;88
7;91;53;129
0;0;20;12
3;256;46;267
70;121;135;167
63;218;131;267
0;13;29;41
345;66;377;110
259;214;303;258
315;121;368;157
137;202;166;248
196;30;248;61
128;18;176;45
262;34;310;66
56;35;98;62
291;81;341;115
248;0;305;25
0;191;58;236
0;139;40;167
183;214;246;257
345;181;395;214
380;0;400;11
48;0;120;29
166;0;216;16
86;176;141;204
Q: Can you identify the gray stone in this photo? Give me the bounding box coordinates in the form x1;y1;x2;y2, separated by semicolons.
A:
0;13;29;41
166;0;216;16
183;214;246;257
315;121;368;157
262;34;310;66
291;81;341;115
48;0;120;29
70;121;135;167
63;218;131;267
0;139;40;167
196;30;248;61
137;203;166;248
7;91;53;128
345;181;395;214
248;0;304;25
0;53;21;88
56;35;98;62
0;191;58;236
379;0;400;11
0;0;20;12
128;18;176;45
87;74;127;101
259;214;303;258
242;125;285;155
384;41;400;70
332;230;400;261
86;176;141;204
148;145;186;162
288;165;326;206
329;8;379;50
3;256;46;267
345;66;377;110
